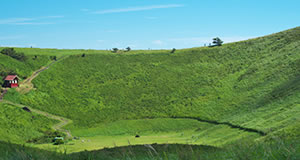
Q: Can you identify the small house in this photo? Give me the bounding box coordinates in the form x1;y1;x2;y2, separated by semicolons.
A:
3;75;19;88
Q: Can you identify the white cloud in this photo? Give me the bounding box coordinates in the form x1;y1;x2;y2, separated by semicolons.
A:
152;40;164;45
91;4;184;14
0;16;64;25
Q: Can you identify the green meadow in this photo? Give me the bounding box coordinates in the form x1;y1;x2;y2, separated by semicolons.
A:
0;103;57;143
0;27;300;159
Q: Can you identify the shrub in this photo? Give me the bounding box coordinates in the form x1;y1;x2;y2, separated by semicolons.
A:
0;48;26;61
53;138;64;145
126;47;131;52
171;48;176;53
212;37;223;46
50;56;57;61
112;48;119;53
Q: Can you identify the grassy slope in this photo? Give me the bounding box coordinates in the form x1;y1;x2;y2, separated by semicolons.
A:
10;27;299;140
0;53;50;83
0;47;169;83
0;50;65;144
0;102;57;143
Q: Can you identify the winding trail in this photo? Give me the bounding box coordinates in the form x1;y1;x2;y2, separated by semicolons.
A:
17;56;68;94
0;55;73;138
1;100;73;138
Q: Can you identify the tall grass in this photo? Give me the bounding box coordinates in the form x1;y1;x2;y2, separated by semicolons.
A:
0;138;299;160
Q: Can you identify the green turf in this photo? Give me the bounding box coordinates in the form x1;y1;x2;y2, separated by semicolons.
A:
69;118;205;137
0;102;58;143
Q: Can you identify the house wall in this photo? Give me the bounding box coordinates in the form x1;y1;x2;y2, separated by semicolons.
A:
3;78;19;88
3;81;10;87
10;83;18;88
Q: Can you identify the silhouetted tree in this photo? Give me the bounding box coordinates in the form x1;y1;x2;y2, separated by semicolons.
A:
212;37;223;46
126;47;131;52
171;48;176;53
112;48;119;53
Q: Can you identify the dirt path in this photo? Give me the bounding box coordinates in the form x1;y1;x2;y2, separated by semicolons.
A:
1;100;73;138
17;56;67;94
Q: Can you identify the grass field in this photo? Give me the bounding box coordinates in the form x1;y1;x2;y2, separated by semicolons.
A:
0;103;57;143
0;27;300;159
42;118;259;153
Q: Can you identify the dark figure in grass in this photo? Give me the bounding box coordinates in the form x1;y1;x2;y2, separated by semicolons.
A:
22;107;31;112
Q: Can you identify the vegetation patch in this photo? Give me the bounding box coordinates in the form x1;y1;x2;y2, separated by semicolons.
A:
0;102;58;143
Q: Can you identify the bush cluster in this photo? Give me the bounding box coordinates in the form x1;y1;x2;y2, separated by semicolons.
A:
0;48;26;61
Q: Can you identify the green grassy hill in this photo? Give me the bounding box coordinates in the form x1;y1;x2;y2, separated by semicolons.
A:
7;27;300;135
0;27;300;159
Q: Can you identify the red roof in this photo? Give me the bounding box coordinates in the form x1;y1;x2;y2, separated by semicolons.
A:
4;75;18;81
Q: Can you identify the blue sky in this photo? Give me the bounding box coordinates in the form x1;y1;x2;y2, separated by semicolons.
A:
0;0;299;49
